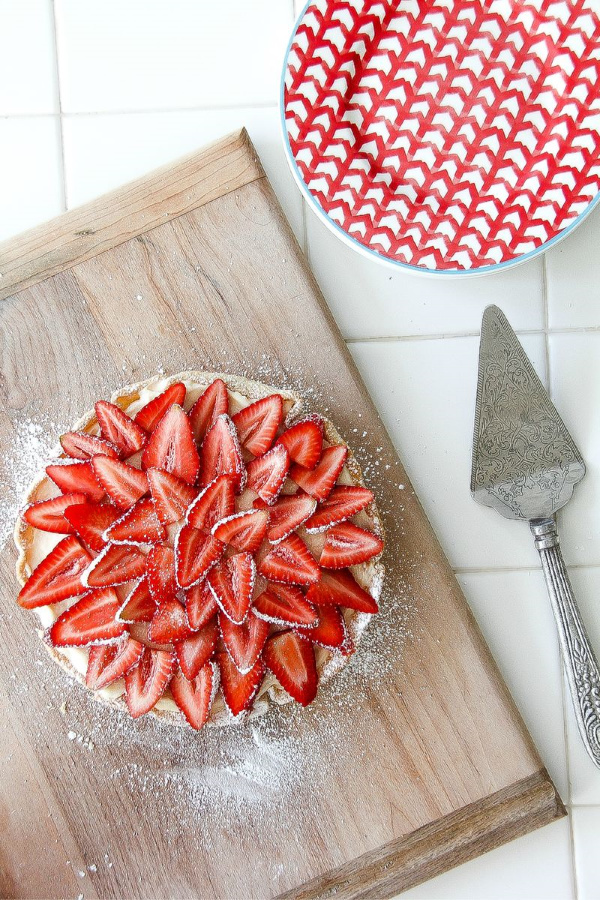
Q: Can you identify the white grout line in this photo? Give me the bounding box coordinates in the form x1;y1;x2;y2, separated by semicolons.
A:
49;0;68;212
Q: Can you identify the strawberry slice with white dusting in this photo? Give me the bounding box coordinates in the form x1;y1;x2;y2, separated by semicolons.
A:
46;461;105;502
64;502;121;552
207;553;255;624
86;635;144;690
95;400;147;457
188;378;228;443
262;491;316;543
49;587;126;647
212;508;269;553
170;662;217;730
258;533;320;586
275;416;323;469
306;568;379;613
245;444;289;505
232;394;283;456
145;545;177;602
198;414;246;490
319;522;383;569
217;651;265;718
141;404;199;485
91;456;148;510
22;492;87;534
175;618;219;679
146;467;196;526
253;583;318;628
83;542;147;588
60;431;120;461
125;647;175;718
219;610;269;675
295;604;350;651
148;596;192;644
134;382;186;432
290;445;348;501
105;498;166;545
305;485;374;532
183;580;218;631
175;524;224;588
263;630;317;707
18;536;92;609
186;474;236;532
117;577;157;623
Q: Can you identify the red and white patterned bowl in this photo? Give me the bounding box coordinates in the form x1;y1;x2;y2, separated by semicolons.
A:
282;0;600;275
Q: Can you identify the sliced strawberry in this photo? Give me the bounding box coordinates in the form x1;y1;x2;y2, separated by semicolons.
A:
319;522;383;568
253;583;318;628
258;533;320;586
212;508;268;553
186;474;236;532
188;378;228;443
145;545;177;602
174;524;224;589
95;400;147;457
170;662;216;730
60;431;119;461
198;415;246;490
105;498;166;545
275;416;323;469
134;381;187;433
148;596;192;644
217;651;265;717
184;580;218;631
207;553;255;624
83;542;147;588
46;461;105;502
91;456;148;510
141;404;199;485
290;445;348;501
263;630;317;707
295;604;349;651
175;619;219;679
22;492;86;534
125;647;175;718
63;502;120;552
305;485;374;532
18;536;92;609
146;467;196;526
117;577;157;623
49;587;125;647
306;568;379;613
245;444;289;505
86;635;144;690
265;492;317;543
232;394;283;456
220;611;269;674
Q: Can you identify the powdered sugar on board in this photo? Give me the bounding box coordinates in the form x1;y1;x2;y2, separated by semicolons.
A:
0;412;67;551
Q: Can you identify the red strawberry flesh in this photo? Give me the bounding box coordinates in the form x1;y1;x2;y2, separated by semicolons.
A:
175;619;219;679
188;378;228;443
134;382;186;432
84;542;147;588
22;492;87;534
46;461;105;503
319;522;383;568
64;502;121;552
232;394;283;456
147;467;196;525
125;647;175;718
91;456;148;510
217;651;265;717
263;630;317;706
141;404;199;485
212;508;268;553
175;524;224;588
258;533;320;586
60;431;119;461
49;587;125;647
306;568;379;613
170;663;216;730
290;444;348;501
276;417;323;469
95;400;147;457
86;635;144;690
253;583;318;627
18;536;92;609
220;611;269;674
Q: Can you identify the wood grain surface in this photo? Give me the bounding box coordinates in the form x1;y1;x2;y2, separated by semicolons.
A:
0;130;564;900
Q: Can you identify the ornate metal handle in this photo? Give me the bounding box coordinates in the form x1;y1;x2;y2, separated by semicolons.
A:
531;517;600;769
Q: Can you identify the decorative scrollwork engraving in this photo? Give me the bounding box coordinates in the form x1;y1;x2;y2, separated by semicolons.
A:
472;307;585;520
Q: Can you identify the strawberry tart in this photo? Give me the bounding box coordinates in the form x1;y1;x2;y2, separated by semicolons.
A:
14;373;384;729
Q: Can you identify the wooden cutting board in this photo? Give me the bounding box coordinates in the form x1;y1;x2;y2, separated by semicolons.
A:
0;130;564;900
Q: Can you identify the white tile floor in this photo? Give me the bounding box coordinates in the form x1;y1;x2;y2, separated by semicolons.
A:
1;3;599;897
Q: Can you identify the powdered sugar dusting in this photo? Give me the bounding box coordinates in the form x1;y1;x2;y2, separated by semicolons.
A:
0;412;64;551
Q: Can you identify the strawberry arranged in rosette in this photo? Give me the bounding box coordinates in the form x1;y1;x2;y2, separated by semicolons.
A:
16;376;383;729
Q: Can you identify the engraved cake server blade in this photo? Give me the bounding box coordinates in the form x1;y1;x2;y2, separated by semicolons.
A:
471;305;600;769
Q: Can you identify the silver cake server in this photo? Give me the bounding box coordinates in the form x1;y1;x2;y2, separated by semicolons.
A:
471;305;600;768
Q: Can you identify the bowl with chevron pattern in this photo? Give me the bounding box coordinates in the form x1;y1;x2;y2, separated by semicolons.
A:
282;0;600;275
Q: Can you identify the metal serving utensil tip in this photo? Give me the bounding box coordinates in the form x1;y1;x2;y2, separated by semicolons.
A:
471;305;600;769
